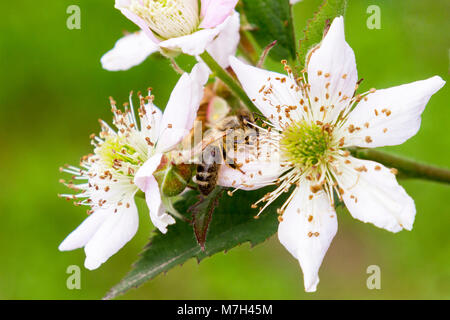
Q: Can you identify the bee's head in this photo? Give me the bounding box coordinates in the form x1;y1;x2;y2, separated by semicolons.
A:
237;109;255;125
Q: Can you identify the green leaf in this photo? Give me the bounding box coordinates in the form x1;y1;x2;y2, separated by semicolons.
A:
104;187;286;300
241;0;296;62
297;0;347;70
189;187;224;250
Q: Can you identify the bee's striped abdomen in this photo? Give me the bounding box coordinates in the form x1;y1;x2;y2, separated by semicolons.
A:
196;162;219;196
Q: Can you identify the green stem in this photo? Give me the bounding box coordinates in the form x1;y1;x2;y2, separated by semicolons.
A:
199;51;258;114
136;190;145;199
350;148;450;184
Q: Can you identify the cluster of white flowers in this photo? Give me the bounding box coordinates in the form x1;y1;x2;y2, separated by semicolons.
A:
59;1;444;292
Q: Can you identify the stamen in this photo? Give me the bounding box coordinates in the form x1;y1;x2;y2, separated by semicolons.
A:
129;0;199;39
59;92;155;212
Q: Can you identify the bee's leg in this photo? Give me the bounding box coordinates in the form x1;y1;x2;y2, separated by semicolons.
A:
255;126;260;153
244;134;251;145
228;163;245;174
222;145;245;174
242;127;260;159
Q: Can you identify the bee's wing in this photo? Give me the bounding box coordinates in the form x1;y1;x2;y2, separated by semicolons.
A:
176;130;228;164
200;130;228;150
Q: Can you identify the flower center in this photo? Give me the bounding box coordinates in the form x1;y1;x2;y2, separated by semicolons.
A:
280;121;331;169
96;134;147;177
129;0;199;39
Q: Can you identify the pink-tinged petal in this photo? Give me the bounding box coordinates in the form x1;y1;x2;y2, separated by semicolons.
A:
84;198;139;270
58;209;110;251
115;0;130;6
159;13;235;57
200;0;210;17
206;96;231;124
101;31;159;71
199;0;238;29
134;153;175;233
143;172;175;234
156;63;210;153
114;1;161;43
229;56;305;129
205;12;240;68
307;16;358;123
278;180;338;292
340;76;445;148
134;153;163;192
217;145;284;191
334;156;416;233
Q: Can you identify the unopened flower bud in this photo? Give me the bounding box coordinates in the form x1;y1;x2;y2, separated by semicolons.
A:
153;154;194;197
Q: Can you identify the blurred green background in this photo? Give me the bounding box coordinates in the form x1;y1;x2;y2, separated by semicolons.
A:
0;0;448;299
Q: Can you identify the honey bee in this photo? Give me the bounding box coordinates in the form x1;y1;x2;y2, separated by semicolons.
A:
194;108;259;196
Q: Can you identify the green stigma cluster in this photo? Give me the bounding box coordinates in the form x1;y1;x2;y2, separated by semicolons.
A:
96;136;144;175
280;121;332;168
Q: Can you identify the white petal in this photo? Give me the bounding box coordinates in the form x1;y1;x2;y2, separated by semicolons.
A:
307;16;358;122
229;56;305;129
290;0;302;4
160;29;218;56
334;156;416;232
205;12;240;68
58;210;109;251
140;102;163;143
101;31;159;71
134;153;175;234
278;180;338;292
159;14;238;57
84;199;139;270
156;63;210;152
340;76;445;148
217;161;283;191
217;145;284;190
143;175;175;234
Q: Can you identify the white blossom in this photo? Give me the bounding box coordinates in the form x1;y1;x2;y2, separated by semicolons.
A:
59;63;209;269
101;0;240;71
222;16;445;292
